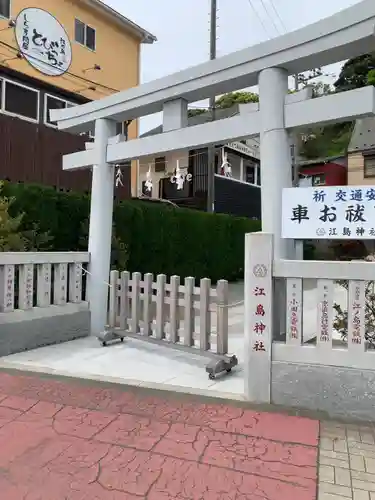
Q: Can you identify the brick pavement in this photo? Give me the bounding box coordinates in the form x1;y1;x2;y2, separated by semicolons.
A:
0;370;319;499
319;421;375;500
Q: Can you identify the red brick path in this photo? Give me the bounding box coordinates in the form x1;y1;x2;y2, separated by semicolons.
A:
0;371;319;499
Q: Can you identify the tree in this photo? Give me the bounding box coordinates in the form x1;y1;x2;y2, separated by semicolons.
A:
367;69;375;86
308;81;333;97
188;91;259;117
0;194;26;251
214;91;259;109
0;182;52;251
188;108;207;117
298;81;349;159
334;53;375;92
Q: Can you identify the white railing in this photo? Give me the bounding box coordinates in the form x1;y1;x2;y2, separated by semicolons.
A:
0;252;89;313
273;258;375;370
108;271;230;354
245;232;375;403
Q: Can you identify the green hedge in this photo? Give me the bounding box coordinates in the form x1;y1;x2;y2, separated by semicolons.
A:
3;182;260;281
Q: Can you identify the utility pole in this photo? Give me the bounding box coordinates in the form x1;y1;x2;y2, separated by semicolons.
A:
206;0;217;213
292;74;300;186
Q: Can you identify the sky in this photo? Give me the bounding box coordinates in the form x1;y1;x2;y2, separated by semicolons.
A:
104;0;363;133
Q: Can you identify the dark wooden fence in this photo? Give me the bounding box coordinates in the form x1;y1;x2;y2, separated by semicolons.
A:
0;114;130;198
214;175;261;219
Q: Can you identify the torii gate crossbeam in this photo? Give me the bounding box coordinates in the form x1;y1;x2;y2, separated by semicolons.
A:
51;1;375;338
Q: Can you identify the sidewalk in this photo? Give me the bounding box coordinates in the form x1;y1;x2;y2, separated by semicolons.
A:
0;370;319;499
319;420;375;500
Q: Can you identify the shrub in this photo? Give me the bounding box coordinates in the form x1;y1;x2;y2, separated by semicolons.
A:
2;182;260;281
333;255;375;348
0;182;51;251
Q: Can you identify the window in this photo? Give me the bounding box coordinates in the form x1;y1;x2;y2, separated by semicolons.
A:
3;80;39;121
86;26;96;51
44;94;75;126
75;19;96;51
244;159;259;184
364;154;375;178
312;174;325;186
246;166;255;184
154;157;166;173
0;0;10;19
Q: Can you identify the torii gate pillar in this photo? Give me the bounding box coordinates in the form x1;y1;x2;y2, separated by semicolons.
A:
87;118;117;336
259;67;293;259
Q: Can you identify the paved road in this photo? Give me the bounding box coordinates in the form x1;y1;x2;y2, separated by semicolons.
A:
0;370;318;499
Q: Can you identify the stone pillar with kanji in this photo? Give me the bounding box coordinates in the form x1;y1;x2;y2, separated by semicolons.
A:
244;232;273;403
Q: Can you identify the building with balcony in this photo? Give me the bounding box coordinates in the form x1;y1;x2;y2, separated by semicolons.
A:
138;106;261;218
0;0;155;197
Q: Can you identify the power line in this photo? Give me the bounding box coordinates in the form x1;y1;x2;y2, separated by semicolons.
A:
268;0;288;32
245;0;272;39
0;39;118;93
257;0;281;35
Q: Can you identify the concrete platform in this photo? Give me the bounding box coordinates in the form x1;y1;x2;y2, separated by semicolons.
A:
0;335;246;400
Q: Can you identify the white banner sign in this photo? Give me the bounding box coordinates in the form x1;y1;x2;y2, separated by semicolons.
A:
15;8;72;76
282;186;375;239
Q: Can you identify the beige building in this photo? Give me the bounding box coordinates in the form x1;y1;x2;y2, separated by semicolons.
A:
347;118;375;185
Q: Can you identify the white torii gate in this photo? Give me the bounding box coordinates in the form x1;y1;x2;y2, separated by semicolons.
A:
52;0;375;337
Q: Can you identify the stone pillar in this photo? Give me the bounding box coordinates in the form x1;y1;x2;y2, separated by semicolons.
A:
244;232;273;403
88;118;117;336
259;67;292;260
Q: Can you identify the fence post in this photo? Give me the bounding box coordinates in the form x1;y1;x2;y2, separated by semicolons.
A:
37;263;51;307
69;263;83;303
19;264;34;310
244;232;273;404
199;278;211;351
108;270;119;328
119;271;129;330
0;264;15;312
184;277;195;346
143;273;153;336
131;272;141;334
155;274;166;339
169;275;180;343
53;263;67;305
216;280;228;354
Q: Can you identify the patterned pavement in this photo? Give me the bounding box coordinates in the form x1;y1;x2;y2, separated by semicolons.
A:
0;370;319;500
319;420;375;500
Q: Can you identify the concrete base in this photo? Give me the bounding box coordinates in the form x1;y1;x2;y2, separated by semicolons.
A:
272;361;375;422
0;303;90;356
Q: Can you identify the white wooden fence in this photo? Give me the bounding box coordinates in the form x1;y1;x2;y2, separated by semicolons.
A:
245;232;375;403
0;252;89;313
107;271;230;354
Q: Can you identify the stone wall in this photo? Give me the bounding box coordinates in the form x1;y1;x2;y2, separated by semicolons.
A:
0;303;90;357
272;361;375;422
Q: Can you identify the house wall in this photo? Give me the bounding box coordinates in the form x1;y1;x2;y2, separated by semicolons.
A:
0;0;142;193
347;152;375;186
138;150;189;198
0;0;140;100
0;112;131;196
300;162;347;186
